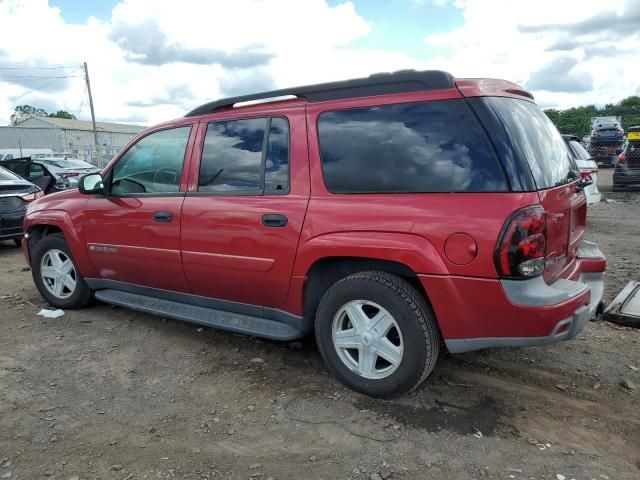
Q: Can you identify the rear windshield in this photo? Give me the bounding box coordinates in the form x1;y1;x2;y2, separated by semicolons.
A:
568;140;590;160
43;159;92;169
485;97;577;189
0;166;20;181
317;99;507;193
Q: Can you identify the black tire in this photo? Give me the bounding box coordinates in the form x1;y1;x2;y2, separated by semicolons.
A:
315;271;440;398
31;233;93;309
612;183;625;192
13;238;22;247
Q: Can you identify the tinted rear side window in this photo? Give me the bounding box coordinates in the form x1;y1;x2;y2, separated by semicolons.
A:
199;118;266;193
198;117;290;195
484;97;576;189
317;99;507;193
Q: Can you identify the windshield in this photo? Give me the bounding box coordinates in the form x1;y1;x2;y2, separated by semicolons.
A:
484;97;577;189
43;159;94;169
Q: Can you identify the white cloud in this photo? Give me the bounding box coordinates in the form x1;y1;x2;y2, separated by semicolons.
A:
424;0;640;108
0;0;638;127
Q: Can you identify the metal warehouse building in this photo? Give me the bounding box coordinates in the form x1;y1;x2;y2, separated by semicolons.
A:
0;117;145;165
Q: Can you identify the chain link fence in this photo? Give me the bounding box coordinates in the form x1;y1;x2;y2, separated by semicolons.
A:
546;102;640;193
0;126;136;167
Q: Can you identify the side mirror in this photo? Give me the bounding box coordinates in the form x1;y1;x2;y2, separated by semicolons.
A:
79;173;105;195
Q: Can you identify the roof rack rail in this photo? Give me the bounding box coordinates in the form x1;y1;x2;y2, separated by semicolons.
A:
185;69;454;117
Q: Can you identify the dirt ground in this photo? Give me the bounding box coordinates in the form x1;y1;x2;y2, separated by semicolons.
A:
1;169;639;480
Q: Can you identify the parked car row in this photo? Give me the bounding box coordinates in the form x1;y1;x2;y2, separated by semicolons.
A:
0;166;44;245
0;157;99;194
0;157;99;247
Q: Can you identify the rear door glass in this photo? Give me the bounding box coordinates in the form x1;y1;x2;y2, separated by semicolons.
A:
484;97;577;189
317;99;507;193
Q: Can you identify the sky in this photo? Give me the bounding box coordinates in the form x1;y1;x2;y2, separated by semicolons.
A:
0;0;638;126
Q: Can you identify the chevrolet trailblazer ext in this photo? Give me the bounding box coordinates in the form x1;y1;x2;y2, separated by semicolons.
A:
22;70;606;398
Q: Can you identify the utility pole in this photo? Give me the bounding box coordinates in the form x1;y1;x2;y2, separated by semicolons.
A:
83;62;102;167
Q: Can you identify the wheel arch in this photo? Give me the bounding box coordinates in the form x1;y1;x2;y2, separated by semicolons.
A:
301;256;437;331
24;210;94;277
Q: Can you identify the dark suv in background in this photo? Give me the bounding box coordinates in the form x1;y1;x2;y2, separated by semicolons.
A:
614;126;640;190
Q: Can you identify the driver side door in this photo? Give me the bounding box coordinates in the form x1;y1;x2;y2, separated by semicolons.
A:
83;125;195;292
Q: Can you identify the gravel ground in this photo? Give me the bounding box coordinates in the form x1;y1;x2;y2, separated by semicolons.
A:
1;169;639;480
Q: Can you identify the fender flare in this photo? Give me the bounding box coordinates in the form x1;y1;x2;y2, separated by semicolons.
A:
292;231;449;277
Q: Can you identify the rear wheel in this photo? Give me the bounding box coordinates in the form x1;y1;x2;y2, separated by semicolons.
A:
31;233;92;309
315;271;440;398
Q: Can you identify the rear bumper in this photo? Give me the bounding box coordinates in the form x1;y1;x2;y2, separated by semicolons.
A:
613;166;640;185
420;241;605;353
0;210;25;240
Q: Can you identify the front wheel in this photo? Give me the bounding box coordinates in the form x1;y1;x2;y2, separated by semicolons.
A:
315;271;440;398
31;233;93;309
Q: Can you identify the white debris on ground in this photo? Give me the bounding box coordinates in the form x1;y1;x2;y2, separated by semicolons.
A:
36;308;65;319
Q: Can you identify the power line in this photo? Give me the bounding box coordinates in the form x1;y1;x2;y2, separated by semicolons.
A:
9;71;81;103
0;74;84;79
0;65;79;70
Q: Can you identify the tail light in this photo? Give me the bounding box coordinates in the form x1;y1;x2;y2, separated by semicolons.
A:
580;169;597;179
19;190;44;202
618;153;626;164
495;206;546;279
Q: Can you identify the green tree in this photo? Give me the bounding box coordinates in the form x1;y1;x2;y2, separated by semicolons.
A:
9;105;76;125
48;110;76;120
545;96;640;137
10;105;48;125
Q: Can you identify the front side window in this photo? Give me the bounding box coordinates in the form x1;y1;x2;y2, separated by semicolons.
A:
317;100;507;193
198;117;290;194
111;126;191;195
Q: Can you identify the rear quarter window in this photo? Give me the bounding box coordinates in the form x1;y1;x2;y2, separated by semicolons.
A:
317;99;507;193
484;97;577;189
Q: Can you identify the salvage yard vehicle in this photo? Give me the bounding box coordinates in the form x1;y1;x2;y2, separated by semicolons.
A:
0;166;43;246
613;126;640;191
21;70;606;398
589;117;625;168
0;157;99;194
562;135;601;205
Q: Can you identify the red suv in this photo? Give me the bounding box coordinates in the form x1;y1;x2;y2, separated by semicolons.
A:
22;70;606;397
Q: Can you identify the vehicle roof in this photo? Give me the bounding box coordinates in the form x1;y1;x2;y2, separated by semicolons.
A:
184;69;534;119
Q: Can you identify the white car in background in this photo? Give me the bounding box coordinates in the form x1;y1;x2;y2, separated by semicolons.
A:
38;158;99;188
563;135;602;205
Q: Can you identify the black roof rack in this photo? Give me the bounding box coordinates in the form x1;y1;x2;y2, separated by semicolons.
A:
185;69;454;117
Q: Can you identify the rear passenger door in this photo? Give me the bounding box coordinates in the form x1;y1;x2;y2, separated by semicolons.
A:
181;106;309;308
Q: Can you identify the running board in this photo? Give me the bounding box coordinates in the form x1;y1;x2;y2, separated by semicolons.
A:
94;289;304;341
